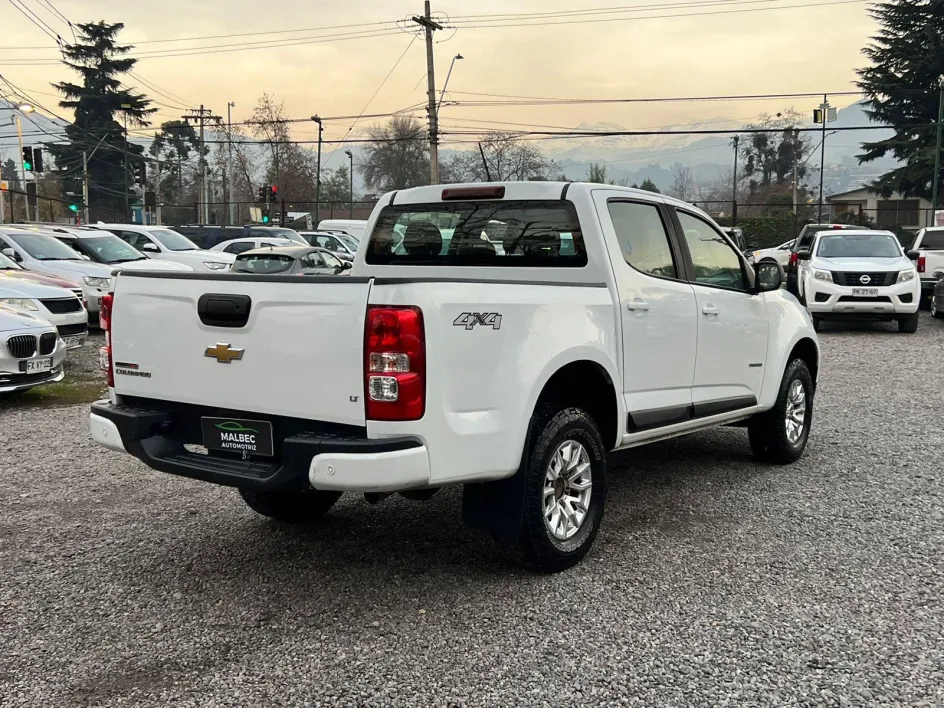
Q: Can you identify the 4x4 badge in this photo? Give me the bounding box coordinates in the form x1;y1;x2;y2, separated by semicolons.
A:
205;343;244;363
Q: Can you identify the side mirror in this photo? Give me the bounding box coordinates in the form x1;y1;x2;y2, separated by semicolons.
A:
796;250;812;261
342;260;353;270
1;247;21;262
755;261;784;293
141;242;159;253
906;250;920;260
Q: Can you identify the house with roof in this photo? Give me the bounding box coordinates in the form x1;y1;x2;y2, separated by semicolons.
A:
826;187;934;231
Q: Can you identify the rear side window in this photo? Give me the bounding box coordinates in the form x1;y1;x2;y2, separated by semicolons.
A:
607;201;677;279
921;230;944;250
364;199;586;267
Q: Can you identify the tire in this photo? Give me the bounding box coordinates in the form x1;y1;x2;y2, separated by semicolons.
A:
897;312;919;333
238;488;342;522
493;406;607;573
748;359;814;465
812;317;822;333
931;297;943;319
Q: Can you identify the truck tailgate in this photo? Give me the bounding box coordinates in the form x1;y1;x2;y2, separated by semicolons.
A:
110;273;370;426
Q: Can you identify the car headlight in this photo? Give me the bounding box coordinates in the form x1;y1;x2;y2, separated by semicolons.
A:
812;268;832;282
83;276;111;288
897;269;916;283
0;297;39;312
203;261;229;271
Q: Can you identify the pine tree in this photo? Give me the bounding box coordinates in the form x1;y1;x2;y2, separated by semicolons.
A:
47;21;156;219
857;0;944;199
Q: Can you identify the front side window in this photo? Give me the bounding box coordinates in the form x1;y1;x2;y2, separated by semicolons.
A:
364;200;586;267
607;201;677;279
321;251;342;268
677;211;746;290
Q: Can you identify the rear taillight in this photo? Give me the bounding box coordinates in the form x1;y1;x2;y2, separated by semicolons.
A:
917;255;926;273
364;306;425;421
789;251;799;269
100;293;114;387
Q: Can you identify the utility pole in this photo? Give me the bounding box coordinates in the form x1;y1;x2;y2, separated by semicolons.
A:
14;115;28;221
932;77;944;224
413;1;443;184
227;101;235;225
120;103;132;222
82;151;90;224
183;105;220;224
311;115;323;226
155;157;162;225
815;95;834;223
345;149;354;218
478;142;492;181
731;135;739;226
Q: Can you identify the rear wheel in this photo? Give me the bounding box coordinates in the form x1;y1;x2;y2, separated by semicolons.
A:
748;359;813;464
897;312;919;333
493;406;607;573
239;488;342;522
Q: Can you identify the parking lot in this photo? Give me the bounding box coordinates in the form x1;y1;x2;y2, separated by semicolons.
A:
1;317;943;707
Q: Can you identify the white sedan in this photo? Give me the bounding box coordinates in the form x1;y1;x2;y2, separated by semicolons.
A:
0;305;68;394
750;239;795;268
208;237;297;256
0;279;87;349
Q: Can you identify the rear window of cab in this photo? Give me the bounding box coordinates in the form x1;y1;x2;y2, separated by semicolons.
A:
364;199;587;267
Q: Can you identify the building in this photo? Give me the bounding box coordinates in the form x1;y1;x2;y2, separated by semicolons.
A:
826;187;934;230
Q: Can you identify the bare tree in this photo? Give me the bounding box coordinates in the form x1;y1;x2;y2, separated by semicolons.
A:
249;93;318;200
446;132;559;182
359;115;429;192
669;164;695;201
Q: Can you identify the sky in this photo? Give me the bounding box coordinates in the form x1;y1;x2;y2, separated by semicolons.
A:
0;0;879;159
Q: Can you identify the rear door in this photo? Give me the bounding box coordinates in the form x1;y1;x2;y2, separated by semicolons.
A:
110;272;371;425
592;191;697;426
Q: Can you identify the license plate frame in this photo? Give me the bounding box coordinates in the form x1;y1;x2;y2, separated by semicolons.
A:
201;417;274;458
851;288;879;297
63;335;85;349
20;358;52;374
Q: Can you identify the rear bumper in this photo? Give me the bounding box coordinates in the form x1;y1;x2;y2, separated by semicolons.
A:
89;401;430;493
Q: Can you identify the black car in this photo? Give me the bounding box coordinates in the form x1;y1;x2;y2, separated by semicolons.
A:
231;246;351;276
786;223;865;295
175;224;307;250
932;272;944;319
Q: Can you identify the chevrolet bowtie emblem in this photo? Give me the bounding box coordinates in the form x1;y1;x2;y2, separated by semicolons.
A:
204;343;244;364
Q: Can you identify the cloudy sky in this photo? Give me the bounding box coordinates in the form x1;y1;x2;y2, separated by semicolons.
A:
1;0;878;151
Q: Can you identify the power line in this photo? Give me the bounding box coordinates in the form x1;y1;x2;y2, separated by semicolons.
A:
5;0;62;44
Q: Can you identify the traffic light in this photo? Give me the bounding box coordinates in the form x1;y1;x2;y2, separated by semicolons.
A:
257;185;267;201
22;146;33;171
269;184;278;200
132;161;147;185
32;149;43;173
68;204;80;213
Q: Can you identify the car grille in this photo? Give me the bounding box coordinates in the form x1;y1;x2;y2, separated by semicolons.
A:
6;335;36;359
40;297;83;314
837;295;892;303
39;332;57;355
831;271;896;287
57;323;88;337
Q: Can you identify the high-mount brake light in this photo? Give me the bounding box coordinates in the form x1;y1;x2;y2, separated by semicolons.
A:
364;306;425;421
441;186;505;200
100;293;114;387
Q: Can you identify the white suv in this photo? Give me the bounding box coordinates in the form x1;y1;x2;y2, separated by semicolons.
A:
797;229;920;332
89;224;235;272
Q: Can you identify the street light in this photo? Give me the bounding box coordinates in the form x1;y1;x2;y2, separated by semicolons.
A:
310;115;323;226
438;54;464;113
344;150;354;218
16;103;33;114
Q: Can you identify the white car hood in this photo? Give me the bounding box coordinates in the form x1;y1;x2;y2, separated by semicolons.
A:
0;306;53;333
0;280;75;300
37;259;115;279
118;259;193;272
171;250;236;265
811;256;909;271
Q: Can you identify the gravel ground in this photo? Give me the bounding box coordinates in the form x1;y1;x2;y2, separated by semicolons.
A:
1;316;943;707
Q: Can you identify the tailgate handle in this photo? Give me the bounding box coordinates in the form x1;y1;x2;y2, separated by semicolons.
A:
197;294;252;328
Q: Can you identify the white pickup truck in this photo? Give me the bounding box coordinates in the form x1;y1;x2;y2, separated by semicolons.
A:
909;226;944;297
89;183;820;572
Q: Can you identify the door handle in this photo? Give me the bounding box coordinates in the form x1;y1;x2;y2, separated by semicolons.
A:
702;303;719;316
626;299;650;312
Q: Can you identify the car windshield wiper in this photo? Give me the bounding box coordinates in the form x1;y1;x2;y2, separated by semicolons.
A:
37;256;81;261
111;257;145;263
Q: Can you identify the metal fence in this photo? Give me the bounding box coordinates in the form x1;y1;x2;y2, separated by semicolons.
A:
0;186;124;225
155;200;379;228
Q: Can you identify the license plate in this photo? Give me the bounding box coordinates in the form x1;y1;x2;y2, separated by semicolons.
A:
852;288;879;297
63;335;85;349
201;417;274;457
21;358;52;374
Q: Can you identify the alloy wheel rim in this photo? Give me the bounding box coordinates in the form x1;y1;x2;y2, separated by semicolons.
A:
542;440;593;541
784;379;807;445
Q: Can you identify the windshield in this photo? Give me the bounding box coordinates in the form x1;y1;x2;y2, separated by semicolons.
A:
816;234;903;259
233;254;295;274
267;229;306;245
336;233;358;250
7;232;83;261
0;252;22;270
147;228;199;251
75;235;145;264
365;200;586;267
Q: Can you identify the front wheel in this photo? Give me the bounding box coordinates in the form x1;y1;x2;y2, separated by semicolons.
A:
897;312;919;333
748;359;814;464
239;488;342;522
931;297;943;319
494;406;607;573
